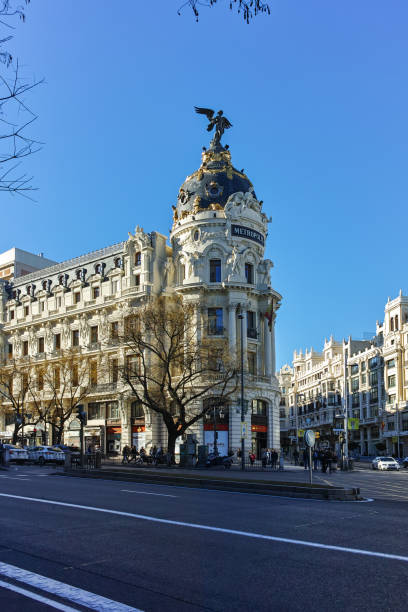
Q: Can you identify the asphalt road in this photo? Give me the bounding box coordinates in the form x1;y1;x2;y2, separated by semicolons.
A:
1;465;408;611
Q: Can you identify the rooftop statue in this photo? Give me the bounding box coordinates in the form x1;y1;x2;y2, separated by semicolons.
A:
194;106;232;148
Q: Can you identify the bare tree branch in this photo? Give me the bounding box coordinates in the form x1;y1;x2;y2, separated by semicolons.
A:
178;0;271;23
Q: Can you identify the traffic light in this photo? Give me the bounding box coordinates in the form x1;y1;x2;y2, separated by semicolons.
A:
77;404;87;426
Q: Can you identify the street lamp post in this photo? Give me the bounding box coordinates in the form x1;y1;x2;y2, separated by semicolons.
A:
343;347;349;470
237;311;245;471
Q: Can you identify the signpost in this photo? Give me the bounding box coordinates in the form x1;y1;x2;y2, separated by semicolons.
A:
304;430;315;485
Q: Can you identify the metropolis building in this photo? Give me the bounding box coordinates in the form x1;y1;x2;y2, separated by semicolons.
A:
0;115;282;458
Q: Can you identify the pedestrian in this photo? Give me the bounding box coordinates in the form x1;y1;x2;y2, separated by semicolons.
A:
302;448;309;470
130;445;138;462
313;449;319;471
279;452;284;471
271;448;278;470
249;451;256;466
261;448;268;468
293;449;299;466
122;445;129;464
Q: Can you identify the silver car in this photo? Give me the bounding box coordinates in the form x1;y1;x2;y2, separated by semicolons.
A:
27;446;65;465
372;456;400;471
3;444;29;464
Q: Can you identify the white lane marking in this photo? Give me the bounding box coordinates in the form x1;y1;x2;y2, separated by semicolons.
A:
0;492;400;562
0;578;78;612
0;476;29;481
120;489;177;497
0;561;142;612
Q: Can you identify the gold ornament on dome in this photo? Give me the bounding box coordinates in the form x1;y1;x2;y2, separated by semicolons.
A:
193;196;202;213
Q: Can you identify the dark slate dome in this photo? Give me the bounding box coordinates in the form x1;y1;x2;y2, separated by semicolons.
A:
174;144;255;220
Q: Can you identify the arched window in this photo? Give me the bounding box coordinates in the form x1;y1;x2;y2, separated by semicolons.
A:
42;280;48;291
58;275;64;286
245;262;254;284
251;399;267;416
390;317;394;332
395;315;399;331
114;257;122;268
76;269;82;280
95;264;101;275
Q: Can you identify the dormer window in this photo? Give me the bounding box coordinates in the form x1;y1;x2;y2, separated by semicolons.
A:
42;280;47;291
58;275;64;286
135;252;141;267
26;285;31;296
76;269;82;280
114;257;122;268
95;264;101;275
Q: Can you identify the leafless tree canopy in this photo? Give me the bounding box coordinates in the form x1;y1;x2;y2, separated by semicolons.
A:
120;296;238;455
178;0;271;23
0;0;42;199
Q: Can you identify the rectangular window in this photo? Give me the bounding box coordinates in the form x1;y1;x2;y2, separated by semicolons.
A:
369;356;378;369
208;308;223;335
38;337;45;354
112;280;119;294
111;359;118;383
135;274;140;287
55;333;61;350
247;311;257;338
72;329;79;346
369;370;378;386
72;364;79;387
74;292;81;304
8;343;13;359
90;326;98;344
110;321;119;339
245;262;254;284
10;310;14;320
40;301;45;312
387;359;395;369
370;387;378;404
361;361;366;372
23;340;28;356
88;402;102;420
209;259;221;282
248;352;257;375
57;297;62;308
54;367;60;389
38;371;44;391
350;364;359;375
90;360;98;386
135;251;141;266
351;377;359;392
107;401;119;419
24;306;29;316
92;286;100;299
126;354;140;377
388;375;396;388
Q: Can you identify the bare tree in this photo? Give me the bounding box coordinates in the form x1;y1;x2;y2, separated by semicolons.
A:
0;357;37;443
0;0;43;198
120;296;238;457
178;0;271;23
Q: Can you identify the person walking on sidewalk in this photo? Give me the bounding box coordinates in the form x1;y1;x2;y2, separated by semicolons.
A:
122;445;130;464
303;448;309;470
313;449;319;471
293;449;299;466
271;449;278;470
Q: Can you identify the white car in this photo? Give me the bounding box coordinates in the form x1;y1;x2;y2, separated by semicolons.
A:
3;444;29;464
372;456;400;471
27;446;65;465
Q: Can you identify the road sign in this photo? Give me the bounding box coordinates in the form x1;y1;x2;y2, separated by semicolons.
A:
304;430;315;447
298;429;305;438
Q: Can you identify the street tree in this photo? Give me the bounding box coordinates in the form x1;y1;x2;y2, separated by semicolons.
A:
120;296;238;457
0;357;37;443
178;0;271;23
0;0;43;198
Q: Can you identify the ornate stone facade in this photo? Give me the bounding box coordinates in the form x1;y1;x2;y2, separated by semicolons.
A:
0;136;282;458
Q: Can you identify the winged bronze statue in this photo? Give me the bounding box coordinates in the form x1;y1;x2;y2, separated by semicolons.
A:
194;107;233;148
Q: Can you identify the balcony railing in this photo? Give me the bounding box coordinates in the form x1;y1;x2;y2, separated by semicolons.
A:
90;382;118;393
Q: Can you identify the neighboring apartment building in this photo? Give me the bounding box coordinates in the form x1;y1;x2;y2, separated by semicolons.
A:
0;248;57;281
0;130;282;457
278;292;408;457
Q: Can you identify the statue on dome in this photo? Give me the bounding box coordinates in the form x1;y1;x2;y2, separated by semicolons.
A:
194;107;232;148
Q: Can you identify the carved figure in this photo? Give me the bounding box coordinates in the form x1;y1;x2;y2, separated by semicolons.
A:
257;259;273;286
226;245;242;280
194;107;233;148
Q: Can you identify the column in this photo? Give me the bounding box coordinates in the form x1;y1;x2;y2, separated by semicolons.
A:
228;305;236;354
241;308;248;370
264;317;272;377
270;317;276;375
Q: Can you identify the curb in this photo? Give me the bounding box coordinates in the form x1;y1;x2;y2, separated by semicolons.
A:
57;469;362;501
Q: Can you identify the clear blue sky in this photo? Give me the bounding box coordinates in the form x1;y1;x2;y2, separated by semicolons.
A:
5;0;408;368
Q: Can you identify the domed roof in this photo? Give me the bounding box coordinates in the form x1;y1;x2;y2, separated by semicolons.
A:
175;144;256;219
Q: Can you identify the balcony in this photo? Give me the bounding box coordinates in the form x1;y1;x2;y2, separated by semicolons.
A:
207;326;225;337
90;382;118;393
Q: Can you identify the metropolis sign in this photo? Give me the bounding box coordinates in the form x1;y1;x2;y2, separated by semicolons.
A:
231;224;265;246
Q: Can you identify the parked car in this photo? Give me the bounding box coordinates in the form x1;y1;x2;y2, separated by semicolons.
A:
372;456;400;471
3;444;28;464
27;446;65;465
401;457;408;468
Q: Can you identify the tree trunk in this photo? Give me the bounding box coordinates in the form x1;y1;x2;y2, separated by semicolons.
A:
12;423;19;445
166;427;179;460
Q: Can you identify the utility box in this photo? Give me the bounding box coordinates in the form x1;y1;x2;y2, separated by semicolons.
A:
197;445;208;466
179;434;197;467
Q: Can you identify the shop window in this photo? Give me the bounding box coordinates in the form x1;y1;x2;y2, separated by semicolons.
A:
209;259;221;282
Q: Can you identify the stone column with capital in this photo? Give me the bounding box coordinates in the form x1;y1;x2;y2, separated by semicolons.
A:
270;316;276;375
228;305;237;355
240;308;248;370
264;317;272;377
